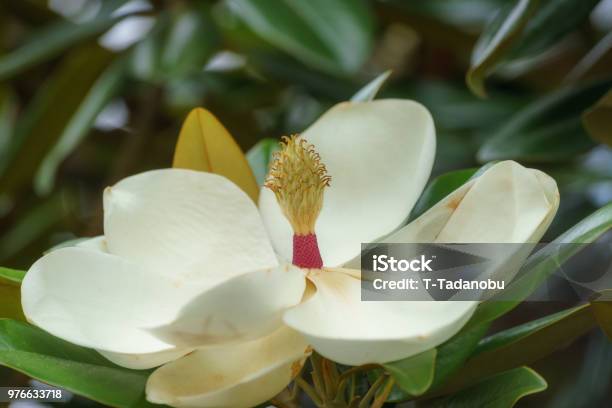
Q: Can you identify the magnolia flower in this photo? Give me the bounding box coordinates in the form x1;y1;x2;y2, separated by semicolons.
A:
21;100;559;408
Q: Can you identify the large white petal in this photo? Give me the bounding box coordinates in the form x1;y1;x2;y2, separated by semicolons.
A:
344;161;560;268
104;169;277;277
21;247;201;354
146;326;310;408
283;270;474;365
150;264;307;348
67;236;194;368
98;348;191;370
259;99;436;267
23;246;305;356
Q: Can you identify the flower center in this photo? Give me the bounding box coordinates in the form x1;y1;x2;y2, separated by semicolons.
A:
265;135;330;268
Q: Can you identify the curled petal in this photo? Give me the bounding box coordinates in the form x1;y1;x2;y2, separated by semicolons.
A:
146;326;310;408
388;161;558;244
344;161;559;268
260;99;435;266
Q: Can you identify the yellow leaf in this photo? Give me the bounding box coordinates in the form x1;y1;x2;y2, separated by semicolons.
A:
173;108;259;201
0;280;25;321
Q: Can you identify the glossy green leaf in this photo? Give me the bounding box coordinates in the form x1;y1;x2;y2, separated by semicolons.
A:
160;7;219;77
467;0;601;97
467;0;537;98
383;348;437;396
386;322;491;403
0;319;158;407
583;88;612;146
475;305;595;355
421;367;547;408
477;78;612;163
0;14;122;81
471;202;612;326
431;322;491;389
438;305;595;395
508;0;601;60
229;0;373;74
0;45;115;194
351;70;391;102
246;138;279;186
383;0;507;29
34;58;127;195
0;266;25;284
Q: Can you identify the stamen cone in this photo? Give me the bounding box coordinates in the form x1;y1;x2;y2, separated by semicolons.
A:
265;135;330;268
264;135;330;235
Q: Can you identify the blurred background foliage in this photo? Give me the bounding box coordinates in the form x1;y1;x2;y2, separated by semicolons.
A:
0;0;611;406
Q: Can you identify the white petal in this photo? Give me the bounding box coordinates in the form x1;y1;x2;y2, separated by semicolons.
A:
151;264;307;348
259;99;435;266
344;161;559;268
104;169;277;278
284;270;474;365
98;348;191;370
146;326;310;408
75;236;108;251
22;247;203;354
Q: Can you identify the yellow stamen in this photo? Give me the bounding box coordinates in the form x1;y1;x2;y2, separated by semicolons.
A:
264;135;331;235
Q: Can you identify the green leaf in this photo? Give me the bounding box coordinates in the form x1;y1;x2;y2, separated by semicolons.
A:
431;322;491;389
351;70;391;102
0;267;25;284
0;14;123;81
229;0;373;74
477;78;612;163
474;305;594;355
438;305;595;395
34;57;127;195
0;44;115;194
0;269;25;321
582;88;612;146
467;0;538;98
472;202;612;325
160;7;219;77
467;0;601;97
246;138;280;185
383;348;437;396
421;367;547;408
0;319;157;407
387;322;491;403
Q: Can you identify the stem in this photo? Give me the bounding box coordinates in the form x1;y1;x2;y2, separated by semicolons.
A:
371;378;395;408
295;377;323;407
321;357;338;400
310;353;326;396
339;364;380;381
358;374;387;408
